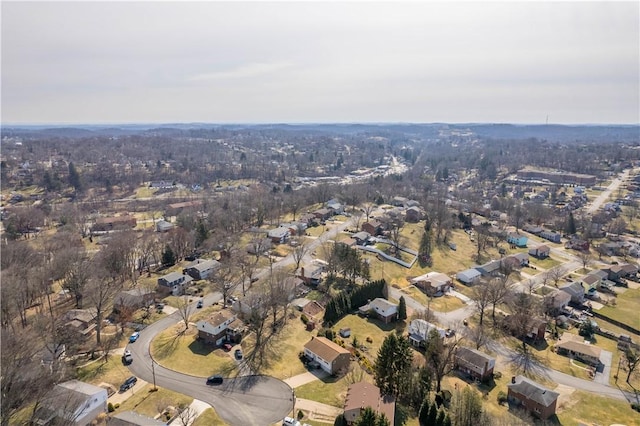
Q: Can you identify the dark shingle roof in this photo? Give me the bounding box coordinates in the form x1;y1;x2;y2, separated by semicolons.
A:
508;375;559;407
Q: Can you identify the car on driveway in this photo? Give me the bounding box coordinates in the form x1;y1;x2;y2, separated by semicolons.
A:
122;349;133;364
206;375;223;385
223;343;233;351
197;299;203;308
235;349;243;360
119;376;137;392
129;332;140;343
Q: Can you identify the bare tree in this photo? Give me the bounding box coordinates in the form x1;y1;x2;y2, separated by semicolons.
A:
622;347;639;384
506;292;541;374
290;237;310;272
424;329;461;393
468;324;489;350
472;280;492;326
176;295;194;331
175;406;199;426
238;253;259;296
207;264;238;308
488;277;512;323
577;250;593;271
548;266;565;288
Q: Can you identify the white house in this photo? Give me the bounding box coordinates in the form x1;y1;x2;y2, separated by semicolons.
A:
359;298;398;323
407;319;445;348
35;380;108;426
183;258;221;281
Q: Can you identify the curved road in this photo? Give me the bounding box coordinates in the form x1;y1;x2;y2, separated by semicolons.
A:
126;293;293;426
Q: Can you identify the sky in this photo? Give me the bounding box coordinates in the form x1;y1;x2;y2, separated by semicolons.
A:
2;1;639;125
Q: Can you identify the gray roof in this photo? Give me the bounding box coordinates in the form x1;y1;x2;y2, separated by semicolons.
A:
455;346;495;368
185;258;220;272
559;281;584;298
159;271;186;282
457;268;481;281
352;231;370;241
268;227;290;238
508;375;559;407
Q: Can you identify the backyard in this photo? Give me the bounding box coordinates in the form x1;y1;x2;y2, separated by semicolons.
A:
597;285;640;331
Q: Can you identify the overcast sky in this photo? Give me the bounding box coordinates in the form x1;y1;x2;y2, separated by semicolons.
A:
2;1;638;124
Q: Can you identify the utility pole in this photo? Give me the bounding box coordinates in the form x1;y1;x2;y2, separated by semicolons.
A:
291;388;296;418
151;358;157;391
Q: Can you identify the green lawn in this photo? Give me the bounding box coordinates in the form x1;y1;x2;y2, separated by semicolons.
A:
557;390;640;426
114;385;193;420
150;323;236;377
598;285;640;331
294;374;352;407
332;314;405;358
192;408;227;426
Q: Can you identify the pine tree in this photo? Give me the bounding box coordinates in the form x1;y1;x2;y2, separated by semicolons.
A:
375;414;390;426
162;245;176;266
567;211;577;235
427;401;438;426
443;415;452;426
354;407;377;426
374;332;413;398
68;161;82;192
435;408;446;426
398;296;407;321
418;399;430;425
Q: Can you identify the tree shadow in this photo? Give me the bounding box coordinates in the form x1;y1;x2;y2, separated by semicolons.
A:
365;316;401;333
187;339;215;356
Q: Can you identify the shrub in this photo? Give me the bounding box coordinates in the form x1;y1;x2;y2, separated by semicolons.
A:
297;409;305;420
107;402;114;413
301;314;309;324
631;403;640;413
497;391;508;405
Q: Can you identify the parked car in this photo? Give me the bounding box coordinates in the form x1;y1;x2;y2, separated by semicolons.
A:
197;299;203;309
129;332;140;343
119;376;137;392
122;349;133;365
445;329;455;338
206;375;223;385
235;349;243;360
223;343;233;352
283;416;301;426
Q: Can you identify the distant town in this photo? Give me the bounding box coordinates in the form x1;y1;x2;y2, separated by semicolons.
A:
2;123;640;426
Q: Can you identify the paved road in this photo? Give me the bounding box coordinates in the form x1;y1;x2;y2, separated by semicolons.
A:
587;169;630;214
126;292;293;426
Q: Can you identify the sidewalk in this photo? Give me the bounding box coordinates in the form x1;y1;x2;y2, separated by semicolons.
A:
107;378;148;405
173;399;211;426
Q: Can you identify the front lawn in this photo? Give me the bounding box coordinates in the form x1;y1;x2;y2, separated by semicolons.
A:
114;385;193;420
192;408;227;426
294;374;352;407
332;314;405;358
76;354;135;388
150;323;236;377
557;390;640;426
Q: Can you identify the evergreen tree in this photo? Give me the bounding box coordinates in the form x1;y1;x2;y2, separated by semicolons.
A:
375;414;390;426
398;296;407;321
427;401;438;426
419;228;433;263
443;414;452;426
195;221;209;248
435;409;446;426
418;399;430;425
334;414;348;426
162;245;176;266
567;211;577;235
374;332;413;398
354;407;377;426
68;161;82;192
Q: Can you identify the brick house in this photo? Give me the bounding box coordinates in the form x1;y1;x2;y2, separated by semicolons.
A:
507;375;559;420
303;336;351;375
361;219;384;236
454;346;496;382
196;311;244;345
410;272;452;297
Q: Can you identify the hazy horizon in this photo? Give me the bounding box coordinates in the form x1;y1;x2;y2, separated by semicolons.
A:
3;2;639;125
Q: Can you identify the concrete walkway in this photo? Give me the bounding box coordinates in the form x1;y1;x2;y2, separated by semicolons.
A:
107;378;149;405
295;398;343;423
284;370;329;388
172;399;211;426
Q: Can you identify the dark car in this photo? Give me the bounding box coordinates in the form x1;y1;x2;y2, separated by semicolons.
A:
206;375;223;385
197;299;203;309
119;376;137;392
234;349;243;360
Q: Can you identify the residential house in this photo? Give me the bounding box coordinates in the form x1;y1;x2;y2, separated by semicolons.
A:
92;215;137;232
454;347;496;382
555;335;602;367
196;311;244;345
410;272;452;297
149;180;174;189
505;316;547;342
327;199;344;214
113;288;155;312
539;230;562;243
476;260;502;277
313;208;333;221
502;253;529;269
359;298;398;324
361;219;384;236
351;231;371;246
34;380;108;426
620;263;639;278
110;411;168;426
303;336;351;375
566;238;589;251
267;227;290;244
302;301;324;319
543;290;571;316
405;206;422;223
166;200;202;216
529;245;550;259
343;382;395;425
523;224;544;235
62;309;97;340
456;268;482;285
507;375;559;420
407;319;445;348
581;273;602;291
280;222;307;237
559;282;585;304
155;220;174;233
298;265;323;286
507;233;528;248
392;196;408;207
157;272;193;296
603;263;639;282
183;258;221;281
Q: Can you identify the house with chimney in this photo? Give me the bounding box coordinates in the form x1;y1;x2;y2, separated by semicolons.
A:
358;298;398;324
156;272;193;296
410;272;452;297
507;375;559;420
196;311;244;345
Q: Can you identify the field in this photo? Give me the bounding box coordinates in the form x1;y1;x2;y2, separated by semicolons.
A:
597;285;640;331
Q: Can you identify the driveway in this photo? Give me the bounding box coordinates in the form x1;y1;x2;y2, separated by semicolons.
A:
126;293;293;426
594;349;613;385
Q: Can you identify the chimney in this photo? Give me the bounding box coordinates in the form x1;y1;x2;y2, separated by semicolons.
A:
511;376;516;384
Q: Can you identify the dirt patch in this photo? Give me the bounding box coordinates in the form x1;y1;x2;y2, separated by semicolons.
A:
553;383;577;412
